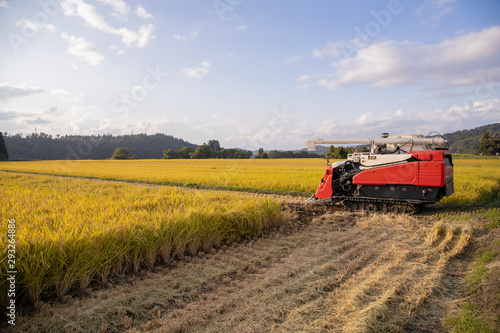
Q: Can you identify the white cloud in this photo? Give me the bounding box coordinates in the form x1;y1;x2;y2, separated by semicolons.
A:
417;0;460;27
296;84;310;94
60;0;156;48
182;61;212;80
61;32;104;65
43;106;65;116
61;0;112;32
307;26;500;91
135;5;153;19
97;0;129;19
50;88;71;96
109;45;126;55
50;89;84;102
303;99;500;143
119;24;155;48
437;0;458;5
24;117;50;126
295;74;321;92
295;74;319;82
0;82;44;100
0;0;8;8
414;98;500;133
15;18;56;34
312;40;345;58
173;31;198;41
136;24;155;48
285;54;302;64
236;25;247;31
0;109;33;121
0;108;54;128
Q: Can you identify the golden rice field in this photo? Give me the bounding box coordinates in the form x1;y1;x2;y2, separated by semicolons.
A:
0;158;499;204
0;158;498;331
0;158;498;310
0;172;284;308
440;158;500;204
0;159;323;193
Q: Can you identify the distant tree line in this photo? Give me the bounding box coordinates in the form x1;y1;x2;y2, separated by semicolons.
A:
261;150;322;159
3;123;499;161
3;132;197;160
164;140;253;159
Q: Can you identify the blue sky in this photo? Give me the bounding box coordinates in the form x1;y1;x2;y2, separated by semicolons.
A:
1;0;499;150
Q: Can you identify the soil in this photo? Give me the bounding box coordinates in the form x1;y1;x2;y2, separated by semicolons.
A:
8;199;497;333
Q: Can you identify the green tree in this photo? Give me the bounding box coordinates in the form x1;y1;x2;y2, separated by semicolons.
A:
111;147;137;159
207;139;221;153
178;146;194;159
359;145;370;152
327;145;352;159
192;144;214;159
256;148;269;159
0;132;8;161
163;146;194;159
480;132;491;154
163;149;179;159
480;132;500;156
267;150;282;158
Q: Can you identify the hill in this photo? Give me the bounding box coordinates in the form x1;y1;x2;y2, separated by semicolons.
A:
4;133;197;160
443;123;500;154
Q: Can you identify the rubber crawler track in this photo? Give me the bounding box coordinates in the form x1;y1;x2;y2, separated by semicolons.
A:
342;197;425;215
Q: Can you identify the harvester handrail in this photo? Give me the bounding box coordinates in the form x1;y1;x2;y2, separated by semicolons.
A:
306;137;446;151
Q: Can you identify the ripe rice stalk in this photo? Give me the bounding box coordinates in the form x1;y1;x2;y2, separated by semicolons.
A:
426;222;446;246
438;227;457;252
0;172;285;308
448;225;472;259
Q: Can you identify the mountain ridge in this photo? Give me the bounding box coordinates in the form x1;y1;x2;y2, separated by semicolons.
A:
443;123;500;154
4;133;197;160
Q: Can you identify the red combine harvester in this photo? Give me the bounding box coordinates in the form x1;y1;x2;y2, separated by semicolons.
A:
305;133;454;214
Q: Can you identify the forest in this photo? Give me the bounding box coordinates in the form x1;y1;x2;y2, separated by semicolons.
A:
443;123;500;154
3;133;196;160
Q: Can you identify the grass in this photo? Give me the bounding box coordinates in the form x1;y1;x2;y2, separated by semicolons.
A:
446;302;494;333
466;250;496;293
0;172;286;309
444;211;500;333
480;209;500;231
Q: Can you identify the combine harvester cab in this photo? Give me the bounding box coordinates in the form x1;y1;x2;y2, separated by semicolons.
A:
306;133;454;214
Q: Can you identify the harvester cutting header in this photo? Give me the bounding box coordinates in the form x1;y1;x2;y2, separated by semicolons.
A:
305;133;454;214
